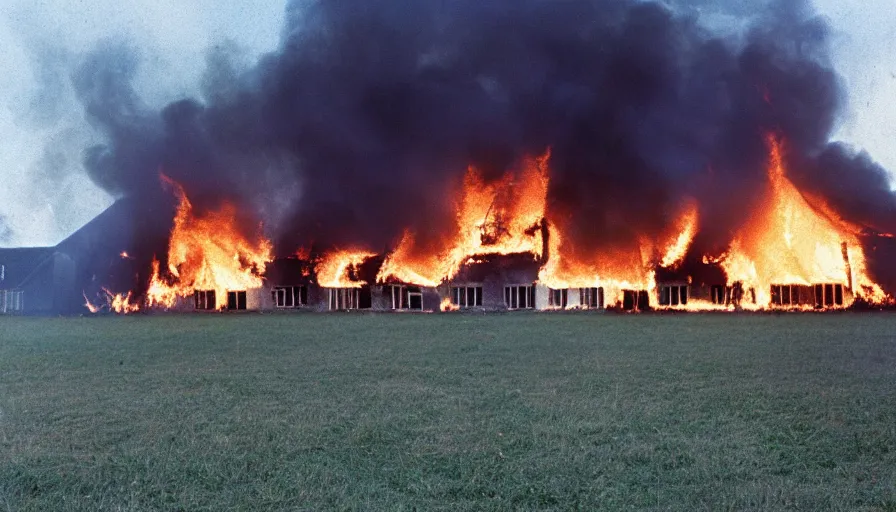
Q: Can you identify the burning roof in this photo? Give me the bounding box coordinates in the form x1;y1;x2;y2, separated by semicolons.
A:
68;0;894;313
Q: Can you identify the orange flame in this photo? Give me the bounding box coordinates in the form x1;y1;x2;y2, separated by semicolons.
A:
717;134;885;308
317;250;376;288
145;177;272;309
378;151;550;285
105;288;141;314
660;201;699;269
83;293;101;314
83;288;141;314
440;296;459;312
294;246;312;261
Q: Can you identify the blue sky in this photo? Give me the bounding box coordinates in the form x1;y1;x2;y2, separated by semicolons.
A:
0;0;893;246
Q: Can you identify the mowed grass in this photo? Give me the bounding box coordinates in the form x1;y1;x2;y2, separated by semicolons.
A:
1;313;895;511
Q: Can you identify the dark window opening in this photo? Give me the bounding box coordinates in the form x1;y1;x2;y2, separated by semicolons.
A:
772;284;803;307
548;288;568;308
812;283;844;308
328;288;367;310
390;285;423;310
227;291;247;310
272;286;306;308
622;290;650;311
711;285;724;305
194;290;216;310
659;285;688;307
359;286;372;309
504;285;535;309
450;286;482;308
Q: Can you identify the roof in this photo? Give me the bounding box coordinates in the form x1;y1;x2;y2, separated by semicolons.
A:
0;247;57;289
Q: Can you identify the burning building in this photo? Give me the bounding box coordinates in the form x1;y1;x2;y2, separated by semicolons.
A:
2;0;895;316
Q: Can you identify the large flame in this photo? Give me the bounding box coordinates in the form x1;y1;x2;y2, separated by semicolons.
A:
88;136;889;314
717;134;885;307
317;250;377;288
537;223;656;305
377;151;550;285
537;203;699;307
145;177;273;309
660;201;699;269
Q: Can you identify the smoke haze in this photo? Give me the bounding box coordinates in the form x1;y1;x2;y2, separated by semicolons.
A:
0;0;894;290
68;0;894;278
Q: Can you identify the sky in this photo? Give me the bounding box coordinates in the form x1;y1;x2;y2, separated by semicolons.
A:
0;0;893;247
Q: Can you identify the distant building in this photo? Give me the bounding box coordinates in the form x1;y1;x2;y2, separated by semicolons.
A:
0;200;162;315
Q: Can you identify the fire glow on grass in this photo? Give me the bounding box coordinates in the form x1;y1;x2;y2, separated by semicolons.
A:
144;176;273;310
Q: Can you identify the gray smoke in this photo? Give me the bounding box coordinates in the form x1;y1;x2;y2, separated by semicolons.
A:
71;0;896;290
0;215;12;244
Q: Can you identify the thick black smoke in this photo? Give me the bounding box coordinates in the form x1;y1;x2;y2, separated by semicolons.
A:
73;0;896;287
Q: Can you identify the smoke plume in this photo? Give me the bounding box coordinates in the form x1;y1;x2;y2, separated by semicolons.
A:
72;0;896;287
0;215;12;244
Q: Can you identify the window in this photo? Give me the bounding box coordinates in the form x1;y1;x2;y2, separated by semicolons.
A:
328;288;362;310
813;283;844;308
720;283;755;306
580;287;604;309
622;290;650;311
227;291;247;310
771;284;798;306
0;289;23;314
711;285;725;305
272;286;307;308
658;285;688;306
504;285;535;310
548;288;568;308
390;285;423;310
771;284;805;307
450;286;482;308
194;290;216;310
712;285;746;306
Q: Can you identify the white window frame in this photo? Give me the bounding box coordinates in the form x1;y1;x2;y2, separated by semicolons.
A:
0;289;24;314
328;288;360;310
580;287;604;309
504;284;534;310
548;288;568;308
450;285;482;308
273;286;306;308
390;285;423;311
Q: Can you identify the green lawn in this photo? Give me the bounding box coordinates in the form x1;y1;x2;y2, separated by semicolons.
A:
1;313;894;511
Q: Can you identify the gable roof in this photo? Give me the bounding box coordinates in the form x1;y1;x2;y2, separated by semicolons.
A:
0;247;57;289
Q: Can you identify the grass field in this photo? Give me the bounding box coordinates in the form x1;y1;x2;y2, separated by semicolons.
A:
1;313;894;511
